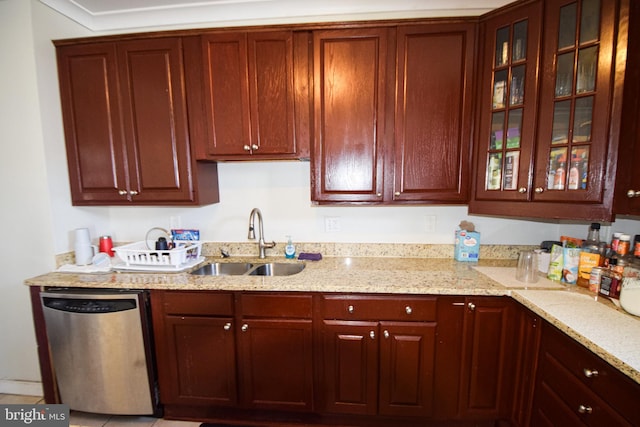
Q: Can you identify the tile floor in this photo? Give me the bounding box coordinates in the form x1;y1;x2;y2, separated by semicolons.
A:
0;394;200;427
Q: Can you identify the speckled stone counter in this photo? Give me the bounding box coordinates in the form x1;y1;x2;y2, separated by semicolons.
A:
25;256;640;386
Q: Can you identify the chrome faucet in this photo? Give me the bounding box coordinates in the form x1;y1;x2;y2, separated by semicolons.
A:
247;208;276;259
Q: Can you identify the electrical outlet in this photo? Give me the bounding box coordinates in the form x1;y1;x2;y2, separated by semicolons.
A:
425;215;436;233
325;217;341;233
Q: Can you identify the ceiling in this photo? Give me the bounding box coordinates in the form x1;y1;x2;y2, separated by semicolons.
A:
39;0;514;32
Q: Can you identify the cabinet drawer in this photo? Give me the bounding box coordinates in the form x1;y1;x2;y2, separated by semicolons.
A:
160;291;234;316
240;293;312;318
543;324;640;426
322;295;436;321
539;349;632;426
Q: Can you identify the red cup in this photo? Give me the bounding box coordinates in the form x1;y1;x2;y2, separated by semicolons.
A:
99;235;114;257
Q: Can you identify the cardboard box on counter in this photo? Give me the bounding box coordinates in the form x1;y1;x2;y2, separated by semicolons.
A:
455;230;481;262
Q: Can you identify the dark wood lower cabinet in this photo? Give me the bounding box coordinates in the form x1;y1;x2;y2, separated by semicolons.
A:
28;288;635;427
530;322;640;427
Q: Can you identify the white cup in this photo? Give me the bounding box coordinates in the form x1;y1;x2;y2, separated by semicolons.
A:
516;250;539;283
74;228;97;265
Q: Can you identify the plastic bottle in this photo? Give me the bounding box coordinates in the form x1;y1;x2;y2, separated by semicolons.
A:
284;236;296;259
577;223;604;288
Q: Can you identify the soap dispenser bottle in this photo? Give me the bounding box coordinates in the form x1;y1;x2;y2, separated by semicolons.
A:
285;236;296;259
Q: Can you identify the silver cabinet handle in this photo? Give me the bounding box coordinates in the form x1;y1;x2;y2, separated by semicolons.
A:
405;306;412;315
243;145;251;151
118;190;128;196
347;305;354;314
394;191;401;196
534;187;544;194
583;368;599;378
129;190;138;196
241;324;248;332
369;330;375;339
383;330;390;339
468;302;476;311
577;404;593;414
518;187;527;194
251;144;259;151
627;190;640;198
376;193;382;197
223;322;232;331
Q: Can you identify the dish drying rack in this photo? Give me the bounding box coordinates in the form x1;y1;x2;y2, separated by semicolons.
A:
114;241;202;268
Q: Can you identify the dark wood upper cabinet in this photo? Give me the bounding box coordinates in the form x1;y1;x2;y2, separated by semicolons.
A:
312;22;475;204
311;28;390;203
193;30;309;160
471;0;632;221
393;23;476;203
56;38;219;206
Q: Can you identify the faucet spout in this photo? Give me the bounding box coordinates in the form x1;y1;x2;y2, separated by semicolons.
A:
248;208;276;259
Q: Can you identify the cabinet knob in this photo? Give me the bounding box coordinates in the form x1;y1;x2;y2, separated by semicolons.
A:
347;305;354;314
383;330;390;339
394;191;401;196
251;144;259;151
241;324;249;332
518;187;527;194
376;193;382;197
405;306;412;315
583;368;599;378
468;302;476;311
243;145;251;151
627;190;640;198
223;322;232;331
129;190;138;196
534;187;544;194
577;404;593;414
118;190;128;196
369;330;375;339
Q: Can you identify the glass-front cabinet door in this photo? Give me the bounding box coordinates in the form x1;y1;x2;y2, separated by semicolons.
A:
533;0;615;203
474;1;542;201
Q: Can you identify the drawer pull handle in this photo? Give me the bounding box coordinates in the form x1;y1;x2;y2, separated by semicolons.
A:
578;404;593;414
468;302;476;311
369;330;375;339
405;306;412;315
241;324;249;332
347;305;354;314
583;368;599;378
223;322;232;331
383;330;390;339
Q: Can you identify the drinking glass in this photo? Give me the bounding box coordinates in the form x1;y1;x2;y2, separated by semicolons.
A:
516;250;539;283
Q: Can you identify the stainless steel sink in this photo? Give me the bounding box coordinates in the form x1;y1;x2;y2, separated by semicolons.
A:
190;262;305;276
191;262;254;276
248;263;306;276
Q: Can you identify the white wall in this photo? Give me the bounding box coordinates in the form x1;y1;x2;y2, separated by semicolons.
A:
0;0;638;391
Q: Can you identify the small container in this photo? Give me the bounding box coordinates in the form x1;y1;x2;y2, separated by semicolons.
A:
284;236;296;259
99;235;114;257
588;267;603;293
599;266;623;299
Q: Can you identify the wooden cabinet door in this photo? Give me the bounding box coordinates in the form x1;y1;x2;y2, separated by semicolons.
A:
237;318;313;411
160;316;237;406
57;42;128;204
533;0;617;209
458;297;517;420
321;320;379;415
378;321;436;417
393;23;475;203
312;28;390;203
117;38;196;203
472;1;542;206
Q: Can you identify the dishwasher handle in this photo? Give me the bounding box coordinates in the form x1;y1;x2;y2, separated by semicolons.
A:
42;297;137;314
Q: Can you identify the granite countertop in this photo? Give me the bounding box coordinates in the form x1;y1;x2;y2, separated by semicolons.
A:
25;256;640;385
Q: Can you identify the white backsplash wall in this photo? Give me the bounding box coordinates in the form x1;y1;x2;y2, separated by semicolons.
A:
86;161;630;253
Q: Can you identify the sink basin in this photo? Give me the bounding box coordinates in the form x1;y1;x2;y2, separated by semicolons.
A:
191;262;253;276
248;263;306;276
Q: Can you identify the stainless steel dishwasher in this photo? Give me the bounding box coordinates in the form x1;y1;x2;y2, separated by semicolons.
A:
40;289;160;416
